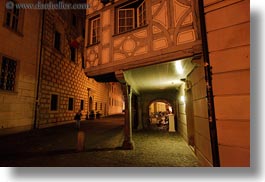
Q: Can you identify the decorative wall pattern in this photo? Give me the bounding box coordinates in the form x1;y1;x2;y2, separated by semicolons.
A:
85;0;200;69
113;30;149;61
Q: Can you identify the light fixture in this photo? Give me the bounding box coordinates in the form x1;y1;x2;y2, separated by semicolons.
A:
176;61;183;74
180;96;185;103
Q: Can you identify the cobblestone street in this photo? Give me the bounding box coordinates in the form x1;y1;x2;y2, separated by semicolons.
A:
0;115;200;167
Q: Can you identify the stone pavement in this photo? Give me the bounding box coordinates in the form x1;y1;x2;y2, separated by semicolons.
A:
0;114;200;167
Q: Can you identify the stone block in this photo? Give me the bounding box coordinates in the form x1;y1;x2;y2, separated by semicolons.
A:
195;132;213;163
208;22;250;52
194;117;210;140
216;120;250;148
219;145;250;167
210;45;250;73
213;70;250;95
205;0;249;32
214;95;250;120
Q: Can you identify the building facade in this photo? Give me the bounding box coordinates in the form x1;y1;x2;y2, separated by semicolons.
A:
84;0;250;167
0;0;41;135
0;0;124;132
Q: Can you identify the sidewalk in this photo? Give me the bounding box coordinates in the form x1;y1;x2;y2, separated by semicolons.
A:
0;115;200;167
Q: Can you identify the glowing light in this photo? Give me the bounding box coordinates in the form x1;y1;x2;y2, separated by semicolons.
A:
176;61;183;74
180;96;185;103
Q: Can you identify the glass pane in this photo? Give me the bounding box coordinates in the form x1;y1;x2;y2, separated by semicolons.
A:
127;17;133;26
5;12;11;26
119;10;125;17
119;27;125;33
119;19;125;26
126;10;133;17
12;17;18;31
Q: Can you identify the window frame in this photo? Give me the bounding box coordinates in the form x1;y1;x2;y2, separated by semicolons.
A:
0;54;19;93
80;99;84;111
54;31;61;51
70;46;76;62
68;97;75;111
115;0;147;34
89;16;101;45
118;8;135;34
50;94;59;112
3;0;24;34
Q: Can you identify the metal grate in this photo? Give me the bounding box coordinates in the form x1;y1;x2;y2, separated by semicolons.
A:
0;57;17;91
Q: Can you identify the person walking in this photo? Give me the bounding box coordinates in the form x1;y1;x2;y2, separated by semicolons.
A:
74;110;82;129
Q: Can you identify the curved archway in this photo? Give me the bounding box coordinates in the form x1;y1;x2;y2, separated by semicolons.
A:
147;99;175;131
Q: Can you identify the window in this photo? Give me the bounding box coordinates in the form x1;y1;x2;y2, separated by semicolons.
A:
51;94;59;111
89;16;100;45
100;103;102;110
0;56;17;91
72;14;77;27
4;0;23;33
81;55;85;69
68;98;74;111
137;1;146;27
95;102;98;111
80;100;84;110
116;0;146;34
70;46;76;62
54;31;61;51
118;9;134;33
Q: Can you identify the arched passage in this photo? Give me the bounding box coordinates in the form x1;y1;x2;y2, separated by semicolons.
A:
148;99;174;131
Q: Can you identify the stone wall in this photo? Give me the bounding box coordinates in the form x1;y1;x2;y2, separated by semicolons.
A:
37;8;123;128
204;0;250;166
0;1;41;134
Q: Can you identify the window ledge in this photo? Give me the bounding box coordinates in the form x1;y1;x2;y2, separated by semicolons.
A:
0;89;18;95
86;42;100;48
3;24;24;37
113;24;148;37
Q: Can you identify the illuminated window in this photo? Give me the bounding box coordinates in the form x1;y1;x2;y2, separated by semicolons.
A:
89;16;100;44
0;56;17;91
116;0;146;34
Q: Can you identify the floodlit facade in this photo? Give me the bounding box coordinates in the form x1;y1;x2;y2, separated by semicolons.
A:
85;0;250;167
0;0;41;134
0;0;124;132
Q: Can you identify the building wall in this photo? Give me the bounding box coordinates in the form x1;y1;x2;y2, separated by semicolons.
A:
177;59;213;167
85;0;202;77
0;0;41;134
37;6;123;128
108;83;124;115
189;59;213;167
204;0;250;166
177;84;188;142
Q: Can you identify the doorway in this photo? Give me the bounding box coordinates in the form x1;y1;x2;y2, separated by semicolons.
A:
148;100;173;131
89;96;93;112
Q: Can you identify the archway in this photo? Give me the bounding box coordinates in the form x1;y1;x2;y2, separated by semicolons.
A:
148;99;174;131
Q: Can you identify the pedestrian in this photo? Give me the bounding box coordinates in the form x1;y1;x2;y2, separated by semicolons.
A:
74;110;82;129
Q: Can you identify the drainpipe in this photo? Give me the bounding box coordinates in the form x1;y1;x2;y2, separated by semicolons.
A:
198;0;220;167
34;1;46;129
